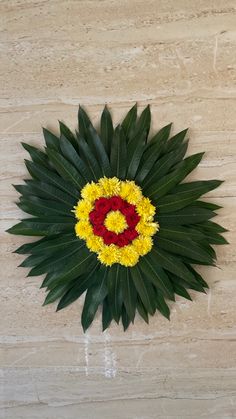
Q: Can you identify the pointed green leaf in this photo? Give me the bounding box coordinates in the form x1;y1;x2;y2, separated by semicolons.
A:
22;143;50;169
107;265;123;323
59;121;78;150
157;237;213;264
137;297;149;323
100;105;114;156
78;105;92;140
130;266;156;315
23;160;79;199
165;128;188;153
81;267;108;331
87;125;112;177
157;226;204;242
57;264;99;311
121;268;137;321
60;135;93;182
78;137;103;181
139;254;174;300
157;206;216;226
121;103;137;141
158;180;223;213
43;128;60;151
142;142;188;189
146;152;204;200
121;305;132;331
102;297;113;331
150;247;196;284
46;148;86;190
131;105;151;142
110;125;127;179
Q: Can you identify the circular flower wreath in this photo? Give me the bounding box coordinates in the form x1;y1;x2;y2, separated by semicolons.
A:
8;104;227;332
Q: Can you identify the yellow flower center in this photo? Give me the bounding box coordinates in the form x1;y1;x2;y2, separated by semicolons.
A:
104;210;127;234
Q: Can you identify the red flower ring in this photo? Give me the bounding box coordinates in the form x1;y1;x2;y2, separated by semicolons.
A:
89;196;140;247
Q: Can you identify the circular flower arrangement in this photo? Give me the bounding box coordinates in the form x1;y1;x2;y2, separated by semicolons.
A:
8;104;227;331
74;178;158;267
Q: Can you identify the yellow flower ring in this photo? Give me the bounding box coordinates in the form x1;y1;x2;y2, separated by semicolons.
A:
74;177;159;267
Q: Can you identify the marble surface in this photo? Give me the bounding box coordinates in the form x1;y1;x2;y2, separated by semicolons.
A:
0;1;236;418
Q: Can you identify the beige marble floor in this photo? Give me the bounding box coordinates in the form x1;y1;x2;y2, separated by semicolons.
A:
0;1;236;418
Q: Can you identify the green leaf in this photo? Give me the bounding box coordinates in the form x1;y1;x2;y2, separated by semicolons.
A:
110;125;127;179
196;220;228;233
18;196;72;218
7;221;51;236
46;149;86;190
121;268;137;321
148;123;172;148
59;121;78;150
130;266;156;315
60;135;93;182
107;265;123;323
43;282;73;306
157;206;216;226
168;272;205;294
139;254;174;300
100;105;114;156
43;128;60;151
102;297;113;331
150;247;196;284
29;243;84;278
121;305;132;331
121;103;137;141
187;265;209;289
81;267;108;332
194;201;222;211
142;142;188;189
157;226;204;242
56;264;99;311
131;105;151;142
23;160;79;199
78;105;92;140
154;291;170;320
170;279;192;301
30;233;78;255
14;237;47;255
165;128;188;153
19;253;47;268
48;247;97;285
78;137;103;181
137;297;149;323
21;143;50;169
157;237;213;264
146;152;204;200
158;180;223;213
126;130;146;179
87;125;112;177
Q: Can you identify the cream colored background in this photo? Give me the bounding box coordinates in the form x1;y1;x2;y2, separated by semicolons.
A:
1;1;236;418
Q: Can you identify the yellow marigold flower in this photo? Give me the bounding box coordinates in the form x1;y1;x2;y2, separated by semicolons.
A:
75;220;93;240
119;180;142;204
74;199;93;220
136;197;156;219
98;177;120;197
132;236;153;256
86;236;103;252
98;245;120;266
81;182;103;202
119;245;139;267
104;210;127;234
136;220;159;236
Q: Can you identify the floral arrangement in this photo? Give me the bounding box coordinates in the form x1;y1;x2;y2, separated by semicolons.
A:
8;104;227;331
